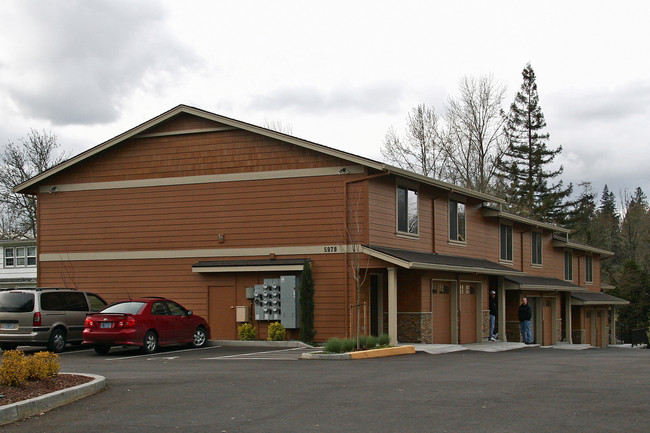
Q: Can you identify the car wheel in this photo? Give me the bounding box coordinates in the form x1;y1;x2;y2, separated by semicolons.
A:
94;344;111;355
0;343;18;351
142;331;158;354
192;327;208;348
47;328;67;353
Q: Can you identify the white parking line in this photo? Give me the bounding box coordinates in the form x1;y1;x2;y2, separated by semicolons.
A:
107;345;222;361
203;347;306;360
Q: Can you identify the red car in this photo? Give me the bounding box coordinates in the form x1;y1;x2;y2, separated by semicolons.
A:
83;297;210;355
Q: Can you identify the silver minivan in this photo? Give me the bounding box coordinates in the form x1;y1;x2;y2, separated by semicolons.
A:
0;288;107;352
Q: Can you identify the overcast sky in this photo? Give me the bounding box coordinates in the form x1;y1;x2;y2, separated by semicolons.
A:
1;0;648;202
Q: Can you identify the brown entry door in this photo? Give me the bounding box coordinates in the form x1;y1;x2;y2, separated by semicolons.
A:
432;281;451;344
209;286;236;339
459;283;476;344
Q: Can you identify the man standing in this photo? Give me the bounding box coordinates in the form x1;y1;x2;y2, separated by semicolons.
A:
489;290;498;341
518;297;533;344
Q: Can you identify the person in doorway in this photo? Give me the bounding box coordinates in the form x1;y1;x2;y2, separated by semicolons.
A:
489;290;498;341
518;297;533;344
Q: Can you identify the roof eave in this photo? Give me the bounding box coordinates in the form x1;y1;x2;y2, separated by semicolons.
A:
482;207;571;233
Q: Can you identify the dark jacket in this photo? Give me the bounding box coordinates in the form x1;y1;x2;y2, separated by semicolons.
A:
489;296;497;316
518;303;532;322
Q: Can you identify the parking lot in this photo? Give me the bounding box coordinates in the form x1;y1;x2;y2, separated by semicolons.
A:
3;344;649;433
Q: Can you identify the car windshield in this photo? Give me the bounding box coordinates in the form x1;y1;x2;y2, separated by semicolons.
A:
100;301;145;315
0;292;35;312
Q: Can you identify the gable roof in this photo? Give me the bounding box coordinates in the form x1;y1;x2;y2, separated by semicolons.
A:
13;104;504;204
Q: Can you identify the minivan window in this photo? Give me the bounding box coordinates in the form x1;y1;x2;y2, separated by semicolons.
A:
0;292;34;312
101;302;145;315
41;292;68;311
65;292;89;311
87;294;107;312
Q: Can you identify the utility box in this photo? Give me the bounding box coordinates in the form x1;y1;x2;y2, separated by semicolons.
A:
280;275;300;329
245;286;256;299
235;306;249;322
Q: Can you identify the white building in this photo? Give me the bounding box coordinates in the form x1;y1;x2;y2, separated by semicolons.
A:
0;239;37;288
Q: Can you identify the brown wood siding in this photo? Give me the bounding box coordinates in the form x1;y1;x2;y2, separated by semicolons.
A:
367;177;433;252
46;129;348;185
142;112;231;135
38;175;346;254
38;254;347;342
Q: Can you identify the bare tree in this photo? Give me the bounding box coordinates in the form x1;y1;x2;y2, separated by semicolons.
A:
381;104;446;178
441;75;508;193
261;118;293;135
0;129;67;238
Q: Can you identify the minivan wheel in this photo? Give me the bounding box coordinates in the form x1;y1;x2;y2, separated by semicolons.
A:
0;343;18;351
191;327;207;348
94;344;111;355
142;331;158;354
47;328;67;353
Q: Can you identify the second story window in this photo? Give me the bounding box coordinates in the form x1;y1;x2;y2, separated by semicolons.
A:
397;186;418;235
500;224;513;262
585;255;593;283
531;232;542;266
4;246;36;268
564;250;573;281
449;199;466;242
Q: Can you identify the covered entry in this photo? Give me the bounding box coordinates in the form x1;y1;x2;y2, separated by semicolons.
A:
571;291;629;347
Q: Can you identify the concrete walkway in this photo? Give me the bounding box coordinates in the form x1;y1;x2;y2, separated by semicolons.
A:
405;341;593;354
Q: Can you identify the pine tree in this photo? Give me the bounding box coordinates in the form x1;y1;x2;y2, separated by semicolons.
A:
621;187;650;270
592;185;622;282
497;63;572;223
567;182;596;244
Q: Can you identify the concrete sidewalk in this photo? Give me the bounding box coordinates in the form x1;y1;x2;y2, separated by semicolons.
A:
409;341;538;354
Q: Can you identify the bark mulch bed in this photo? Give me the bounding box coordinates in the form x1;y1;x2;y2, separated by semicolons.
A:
0;374;93;405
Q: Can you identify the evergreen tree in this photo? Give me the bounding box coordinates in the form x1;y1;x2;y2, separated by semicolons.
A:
299;261;316;343
497;63;572;223
612;260;650;331
567;182;596;244
592;184;622;282
621;187;650;270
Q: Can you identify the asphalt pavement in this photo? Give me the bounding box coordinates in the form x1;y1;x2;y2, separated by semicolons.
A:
2;344;648;433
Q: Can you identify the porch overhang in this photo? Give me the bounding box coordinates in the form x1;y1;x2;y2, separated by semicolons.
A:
192;259;308;273
363;245;524;276
571;291;629;306
504;275;585;292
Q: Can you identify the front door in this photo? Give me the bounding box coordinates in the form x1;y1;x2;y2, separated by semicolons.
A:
209;285;236;339
432;281;451;343
459;283;476;344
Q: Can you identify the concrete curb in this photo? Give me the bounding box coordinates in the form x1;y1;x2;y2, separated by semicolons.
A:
0;373;106;426
209;340;314;348
301;345;416;360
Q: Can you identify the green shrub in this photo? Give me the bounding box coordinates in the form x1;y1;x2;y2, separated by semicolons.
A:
0;350;28;386
365;336;378;349
267;322;286;341
26;351;60;379
378;334;391;346
341;338;356;353
238;323;256;341
324;337;343;353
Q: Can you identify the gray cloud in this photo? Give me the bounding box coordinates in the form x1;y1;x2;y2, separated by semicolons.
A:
253;82;405;115
0;0;199;125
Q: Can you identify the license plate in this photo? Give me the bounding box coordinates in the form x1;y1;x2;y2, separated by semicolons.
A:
100;322;113;329
1;323;16;330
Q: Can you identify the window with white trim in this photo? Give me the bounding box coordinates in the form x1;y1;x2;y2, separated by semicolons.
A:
397;186;418;235
531;232;542;266
4;246;36;268
500;224;513;262
585;254;593;283
449;199;466;242
564;250;573;281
